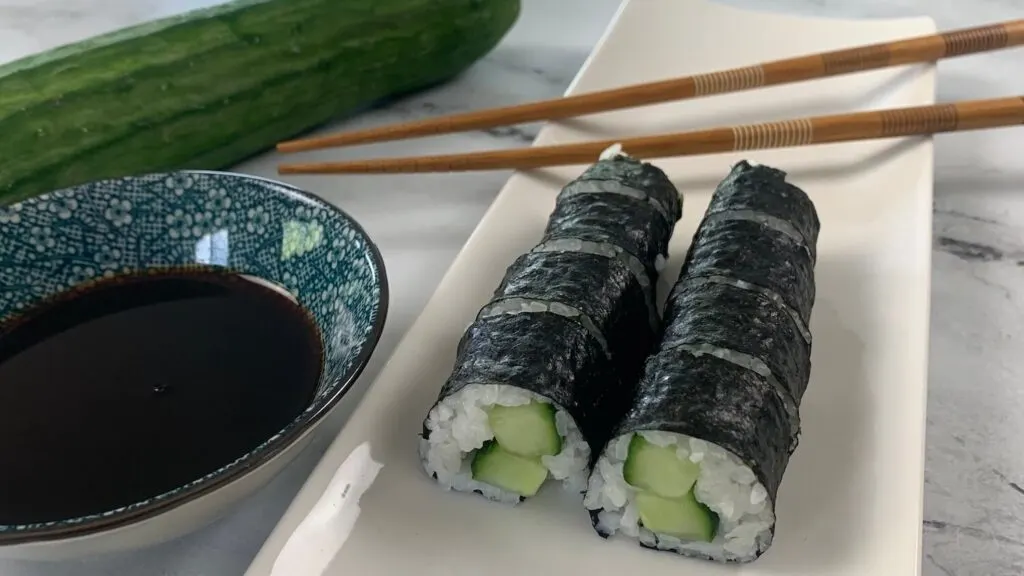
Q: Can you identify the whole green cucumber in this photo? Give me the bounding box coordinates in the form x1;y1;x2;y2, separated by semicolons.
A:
0;0;520;204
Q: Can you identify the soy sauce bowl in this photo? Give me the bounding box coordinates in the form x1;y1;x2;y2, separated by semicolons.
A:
0;171;388;560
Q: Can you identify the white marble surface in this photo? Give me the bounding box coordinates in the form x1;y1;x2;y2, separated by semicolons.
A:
2;0;1023;574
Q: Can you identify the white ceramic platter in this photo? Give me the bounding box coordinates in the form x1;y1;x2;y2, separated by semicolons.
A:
247;0;935;574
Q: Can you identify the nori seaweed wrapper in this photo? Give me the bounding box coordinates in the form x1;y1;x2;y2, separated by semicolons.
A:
683;218;815;327
705;161;820;258
439;312;620;455
596;161;819;556
540;193;673;282
541;155;679;272
423;155;683;459
492;250;656;390
562;155;682;226
610;345;793;518
662;280;811;406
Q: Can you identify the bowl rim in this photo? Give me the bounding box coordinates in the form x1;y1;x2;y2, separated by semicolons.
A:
0;170;390;546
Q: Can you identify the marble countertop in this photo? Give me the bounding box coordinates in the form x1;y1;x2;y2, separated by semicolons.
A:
2;0;1023;574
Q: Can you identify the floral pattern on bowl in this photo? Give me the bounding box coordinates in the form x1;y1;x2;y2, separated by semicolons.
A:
0;171;388;539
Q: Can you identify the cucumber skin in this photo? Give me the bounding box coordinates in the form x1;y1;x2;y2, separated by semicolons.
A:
0;0;521;205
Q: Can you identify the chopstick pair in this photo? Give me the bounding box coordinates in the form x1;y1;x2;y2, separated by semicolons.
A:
275;19;1024;175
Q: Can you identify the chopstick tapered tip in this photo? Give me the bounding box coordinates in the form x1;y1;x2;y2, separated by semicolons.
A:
278;161;376;175
277;124;428;153
277;133;368;153
277;139;325;154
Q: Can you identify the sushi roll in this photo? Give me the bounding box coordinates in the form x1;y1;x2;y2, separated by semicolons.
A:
419;150;682;503
583;161;819;563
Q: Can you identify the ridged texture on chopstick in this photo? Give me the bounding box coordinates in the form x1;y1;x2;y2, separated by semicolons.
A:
584;161;819;564
419;153;681;504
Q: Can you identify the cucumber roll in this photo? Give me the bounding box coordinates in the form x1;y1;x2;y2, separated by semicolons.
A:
583;161;819;562
419;151;682;503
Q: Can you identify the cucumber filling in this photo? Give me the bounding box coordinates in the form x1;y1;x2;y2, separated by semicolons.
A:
634;491;718;542
421;384;590;503
623;434;700;498
488;401;562;457
471;441;549;497
584;431;775;562
624;434;718;541
469;401;563;494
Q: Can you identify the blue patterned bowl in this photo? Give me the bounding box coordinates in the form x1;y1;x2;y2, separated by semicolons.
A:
0;171;387;559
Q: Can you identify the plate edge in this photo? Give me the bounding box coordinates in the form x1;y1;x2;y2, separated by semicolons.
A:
246;5;940;574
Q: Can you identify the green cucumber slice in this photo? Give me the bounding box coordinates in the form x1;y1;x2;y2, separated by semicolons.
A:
623;434;700;498
635;490;718;542
471;441;549;496
487;401;562;457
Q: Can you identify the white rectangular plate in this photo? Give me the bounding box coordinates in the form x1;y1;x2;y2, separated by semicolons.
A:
247;1;935;574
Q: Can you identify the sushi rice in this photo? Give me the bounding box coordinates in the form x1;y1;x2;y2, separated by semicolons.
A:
584;430;774;562
420;383;590;503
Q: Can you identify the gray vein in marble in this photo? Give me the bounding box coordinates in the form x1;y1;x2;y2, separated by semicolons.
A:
485;50;580;88
934;208;1002;227
936;237;1016;264
926;554;957;576
924;519;1024;548
991;469;1024;499
480;124;538;143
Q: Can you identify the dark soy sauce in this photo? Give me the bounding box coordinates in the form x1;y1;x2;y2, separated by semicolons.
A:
0;271;323;526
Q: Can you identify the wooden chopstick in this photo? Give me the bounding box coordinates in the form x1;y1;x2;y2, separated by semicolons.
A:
276;19;1024;153
277;96;1024;174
